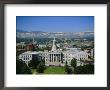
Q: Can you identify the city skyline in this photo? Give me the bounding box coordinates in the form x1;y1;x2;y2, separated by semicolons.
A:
16;16;94;32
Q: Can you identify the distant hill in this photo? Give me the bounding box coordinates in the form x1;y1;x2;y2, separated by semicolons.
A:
16;30;94;39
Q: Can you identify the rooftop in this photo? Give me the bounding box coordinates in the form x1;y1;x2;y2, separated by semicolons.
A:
22;51;39;55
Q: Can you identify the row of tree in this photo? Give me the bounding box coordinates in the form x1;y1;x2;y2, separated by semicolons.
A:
64;58;94;74
64;58;76;74
28;57;46;73
16;59;32;74
16;58;46;74
16;57;94;74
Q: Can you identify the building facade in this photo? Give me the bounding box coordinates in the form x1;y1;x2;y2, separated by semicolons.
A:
19;37;92;66
19;51;39;65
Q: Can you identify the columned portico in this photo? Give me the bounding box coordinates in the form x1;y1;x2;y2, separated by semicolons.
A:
46;37;63;66
49;53;62;62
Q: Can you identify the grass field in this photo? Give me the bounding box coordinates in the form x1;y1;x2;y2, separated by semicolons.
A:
31;69;37;74
44;66;66;74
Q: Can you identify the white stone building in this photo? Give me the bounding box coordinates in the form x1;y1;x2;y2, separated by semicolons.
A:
90;49;94;57
19;51;39;65
19;37;91;66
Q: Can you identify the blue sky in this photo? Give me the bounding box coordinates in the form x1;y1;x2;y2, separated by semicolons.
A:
16;16;94;32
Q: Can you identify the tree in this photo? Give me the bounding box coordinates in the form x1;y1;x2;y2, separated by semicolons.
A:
74;64;94;74
28;56;40;69
64;61;72;74
16;59;32;74
64;61;69;73
71;58;77;68
88;55;91;59
36;61;45;73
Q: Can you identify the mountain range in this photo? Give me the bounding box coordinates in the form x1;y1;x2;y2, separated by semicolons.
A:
16;30;94;39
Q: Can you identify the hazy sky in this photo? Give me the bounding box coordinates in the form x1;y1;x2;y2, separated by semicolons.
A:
16;16;94;32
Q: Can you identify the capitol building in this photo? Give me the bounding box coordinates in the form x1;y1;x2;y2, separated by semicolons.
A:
19;37;93;66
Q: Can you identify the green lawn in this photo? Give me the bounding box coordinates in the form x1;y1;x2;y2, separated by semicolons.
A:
31;69;37;74
44;66;66;74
